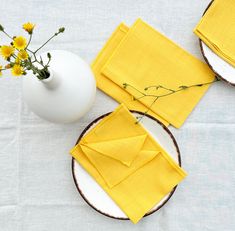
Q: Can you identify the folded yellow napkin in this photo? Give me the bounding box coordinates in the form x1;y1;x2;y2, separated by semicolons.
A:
92;19;214;128
194;0;235;67
92;23;169;127
70;104;187;224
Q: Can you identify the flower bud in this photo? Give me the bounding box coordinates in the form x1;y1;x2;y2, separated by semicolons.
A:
59;27;65;33
47;52;51;59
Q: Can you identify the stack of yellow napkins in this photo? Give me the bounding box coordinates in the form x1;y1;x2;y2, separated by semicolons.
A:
92;19;215;128
71;104;187;223
194;0;235;67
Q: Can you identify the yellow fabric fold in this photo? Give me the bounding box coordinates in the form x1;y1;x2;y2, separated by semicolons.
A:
91;23;169;127
80;134;147;166
70;104;187;223
194;0;235;67
92;18;215;128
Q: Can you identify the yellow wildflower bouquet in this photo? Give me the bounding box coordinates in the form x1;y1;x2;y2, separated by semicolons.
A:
0;23;65;80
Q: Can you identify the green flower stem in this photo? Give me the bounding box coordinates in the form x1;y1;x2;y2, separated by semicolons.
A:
0;68;7;71
145;85;175;92
34;29;64;54
26;29;64;78
0;25;64;80
123;83;147;96
27;51;45;68
2;30;13;40
12;54;18;59
123;78;219;123
135;96;159;124
26;33;32;49
45;56;51;66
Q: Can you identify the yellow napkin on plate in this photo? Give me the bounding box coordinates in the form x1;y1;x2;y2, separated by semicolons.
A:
70;104;187;224
194;0;235;67
92;19;215;128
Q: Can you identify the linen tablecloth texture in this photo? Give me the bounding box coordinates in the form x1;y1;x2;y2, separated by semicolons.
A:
1;0;235;231
70;104;187;223
92;19;215;128
194;0;235;67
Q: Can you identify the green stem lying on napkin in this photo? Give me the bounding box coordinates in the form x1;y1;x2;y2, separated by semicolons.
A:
123;78;219;123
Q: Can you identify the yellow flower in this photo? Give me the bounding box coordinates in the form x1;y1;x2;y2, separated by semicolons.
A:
23;22;35;34
15;57;21;64
0;65;2;76
11;64;23;76
13;36;27;50
0;45;15;59
18;50;28;60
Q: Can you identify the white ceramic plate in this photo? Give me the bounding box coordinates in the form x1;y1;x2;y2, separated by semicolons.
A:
201;42;235;86
199;0;235;86
72;111;181;220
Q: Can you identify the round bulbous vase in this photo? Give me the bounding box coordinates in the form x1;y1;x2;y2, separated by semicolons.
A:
23;50;96;123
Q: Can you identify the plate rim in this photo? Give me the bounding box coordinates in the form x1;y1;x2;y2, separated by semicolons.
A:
199;0;235;87
71;110;182;221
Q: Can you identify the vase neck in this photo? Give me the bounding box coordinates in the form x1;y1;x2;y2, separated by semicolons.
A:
41;69;60;89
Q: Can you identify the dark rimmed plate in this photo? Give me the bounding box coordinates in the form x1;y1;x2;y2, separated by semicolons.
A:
72;110;182;220
199;0;235;86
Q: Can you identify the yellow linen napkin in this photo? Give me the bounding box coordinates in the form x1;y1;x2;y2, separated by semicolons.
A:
92;19;215;128
70;104;187;224
92;23;169;127
194;0;235;67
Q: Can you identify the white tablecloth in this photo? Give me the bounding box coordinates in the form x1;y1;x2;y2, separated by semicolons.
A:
0;0;235;230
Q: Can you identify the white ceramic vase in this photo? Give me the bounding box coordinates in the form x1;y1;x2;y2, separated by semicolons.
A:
23;50;96;123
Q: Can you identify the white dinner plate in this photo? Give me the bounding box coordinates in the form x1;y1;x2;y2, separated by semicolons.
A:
199;0;235;86
72;111;181;220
